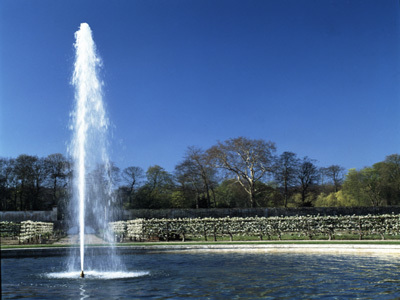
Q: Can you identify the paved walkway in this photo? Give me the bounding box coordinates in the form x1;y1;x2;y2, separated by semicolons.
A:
53;234;107;245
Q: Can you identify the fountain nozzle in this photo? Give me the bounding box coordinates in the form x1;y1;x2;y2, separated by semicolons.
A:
80;270;85;278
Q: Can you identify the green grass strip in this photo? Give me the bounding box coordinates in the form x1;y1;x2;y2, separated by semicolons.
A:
2;240;400;249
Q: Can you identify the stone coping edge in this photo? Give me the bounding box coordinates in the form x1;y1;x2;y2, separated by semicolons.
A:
2;244;400;258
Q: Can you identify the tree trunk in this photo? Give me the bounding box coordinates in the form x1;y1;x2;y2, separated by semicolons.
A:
19;183;24;211
284;179;288;207
196;193;200;209
249;186;256;208
14;191;17;211
211;188;217;208
301;189;307;205
52;177;58;206
205;183;211;208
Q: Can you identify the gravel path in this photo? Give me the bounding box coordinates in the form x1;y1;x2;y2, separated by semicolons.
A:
53;234;107;245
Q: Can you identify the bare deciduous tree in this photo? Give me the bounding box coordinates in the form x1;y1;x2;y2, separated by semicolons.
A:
321;165;345;192
122;166;144;194
274;151;299;207
45;153;70;206
297;157;319;206
207;137;276;207
175;146;217;208
0;158;16;210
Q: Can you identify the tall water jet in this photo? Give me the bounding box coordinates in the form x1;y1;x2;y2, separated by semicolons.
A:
69;23;119;277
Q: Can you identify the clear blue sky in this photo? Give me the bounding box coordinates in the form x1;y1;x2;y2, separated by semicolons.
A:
1;0;399;173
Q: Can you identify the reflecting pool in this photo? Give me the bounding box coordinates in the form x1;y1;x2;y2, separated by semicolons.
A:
2;251;400;299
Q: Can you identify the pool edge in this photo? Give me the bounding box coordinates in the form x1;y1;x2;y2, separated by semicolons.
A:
2;244;400;258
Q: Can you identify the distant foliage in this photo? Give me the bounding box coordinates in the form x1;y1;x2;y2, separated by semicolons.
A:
1;143;399;212
0;154;70;213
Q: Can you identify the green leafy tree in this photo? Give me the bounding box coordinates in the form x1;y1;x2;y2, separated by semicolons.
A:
343;167;385;207
254;180;282;207
315;190;358;207
342;168;367;206
360;167;385;206
170;190;191;208
136;165;174;209
214;179;249;208
373;154;400;205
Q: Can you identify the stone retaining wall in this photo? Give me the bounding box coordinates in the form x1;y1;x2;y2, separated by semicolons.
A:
121;207;400;220
266;206;400;217
0;207;58;222
2;206;400;222
121;208;268;220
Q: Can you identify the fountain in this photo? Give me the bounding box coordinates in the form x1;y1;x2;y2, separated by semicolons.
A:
68;22;123;278
2;22;400;299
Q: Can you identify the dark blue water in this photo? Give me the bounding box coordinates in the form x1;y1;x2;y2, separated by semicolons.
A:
2;251;400;299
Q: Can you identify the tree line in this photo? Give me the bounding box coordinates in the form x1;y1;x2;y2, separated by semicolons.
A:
1;137;399;217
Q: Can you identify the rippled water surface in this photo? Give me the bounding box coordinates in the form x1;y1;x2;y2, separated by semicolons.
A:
2;251;400;299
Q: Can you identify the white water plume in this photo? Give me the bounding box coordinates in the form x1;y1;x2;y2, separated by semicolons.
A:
69;23;120;275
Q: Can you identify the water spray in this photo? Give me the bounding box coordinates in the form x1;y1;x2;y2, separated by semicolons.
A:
70;22;122;278
71;22;106;278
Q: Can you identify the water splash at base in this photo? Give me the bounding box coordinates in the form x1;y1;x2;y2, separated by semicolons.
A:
46;270;150;280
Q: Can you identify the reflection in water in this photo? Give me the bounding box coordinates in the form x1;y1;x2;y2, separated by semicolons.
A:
79;284;88;300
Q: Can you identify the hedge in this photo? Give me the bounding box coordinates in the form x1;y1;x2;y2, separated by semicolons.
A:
18;221;53;244
0;221;21;238
110;214;400;241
